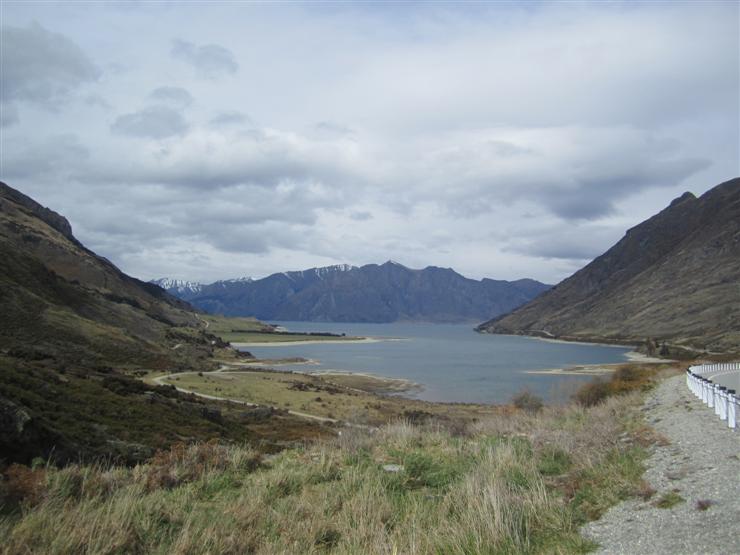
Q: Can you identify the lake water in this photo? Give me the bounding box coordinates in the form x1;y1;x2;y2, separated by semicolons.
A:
240;322;632;404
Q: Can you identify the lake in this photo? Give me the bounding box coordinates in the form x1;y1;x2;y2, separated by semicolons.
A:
240;322;632;404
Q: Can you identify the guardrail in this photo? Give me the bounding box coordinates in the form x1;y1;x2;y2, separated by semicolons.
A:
686;363;739;431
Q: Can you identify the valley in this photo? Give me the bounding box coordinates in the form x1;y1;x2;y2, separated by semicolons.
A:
1;180;738;554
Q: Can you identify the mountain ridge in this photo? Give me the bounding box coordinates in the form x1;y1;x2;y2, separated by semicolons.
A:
156;262;551;323
477;178;740;354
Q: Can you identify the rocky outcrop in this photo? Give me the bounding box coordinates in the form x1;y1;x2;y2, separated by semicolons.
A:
0;182;76;243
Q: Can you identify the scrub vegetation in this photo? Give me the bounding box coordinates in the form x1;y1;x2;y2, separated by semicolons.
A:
1;364;675;554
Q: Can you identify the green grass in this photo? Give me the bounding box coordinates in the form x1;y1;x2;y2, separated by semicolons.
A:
203;315;362;344
1;391;655;554
654;491;685;509
221;331;361;343
0;357;331;466
161;370;500;425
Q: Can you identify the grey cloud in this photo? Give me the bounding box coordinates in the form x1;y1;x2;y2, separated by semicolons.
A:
1;134;89;180
96;129;363;195
149;86;193;107
209;111;252;127
0;23;100;109
204;222;311;254
1;104;19;127
416;127;712;222
546;157;711;220
171;39;238;78
314;121;354;136
84;94;111;109
111;106;189;139
56;181;321;261
503;226;623;261
350;211;372;221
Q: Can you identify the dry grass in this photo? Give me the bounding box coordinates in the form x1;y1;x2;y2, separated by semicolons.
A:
0;389;655;554
163;369;503;425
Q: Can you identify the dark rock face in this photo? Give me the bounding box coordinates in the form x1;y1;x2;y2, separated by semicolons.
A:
478;178;740;353
162;262;551;323
0;182;76;243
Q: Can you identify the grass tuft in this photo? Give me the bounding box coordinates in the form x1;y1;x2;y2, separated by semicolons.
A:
654;491;685;509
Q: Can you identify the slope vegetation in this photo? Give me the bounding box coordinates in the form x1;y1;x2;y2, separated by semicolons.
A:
478;178;740;354
0;182;325;464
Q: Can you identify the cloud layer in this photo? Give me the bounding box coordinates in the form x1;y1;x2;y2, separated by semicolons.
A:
1;2;737;285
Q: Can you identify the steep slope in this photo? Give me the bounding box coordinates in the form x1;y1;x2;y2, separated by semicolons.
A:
0;182;212;369
0;182;322;464
478;178;740;353
161;262;551;323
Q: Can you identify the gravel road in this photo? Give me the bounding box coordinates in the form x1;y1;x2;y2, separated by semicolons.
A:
582;374;740;554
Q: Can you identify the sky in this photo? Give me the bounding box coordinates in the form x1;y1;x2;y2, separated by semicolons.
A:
0;1;738;285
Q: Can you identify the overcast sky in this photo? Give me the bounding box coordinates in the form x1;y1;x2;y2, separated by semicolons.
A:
1;1;737;284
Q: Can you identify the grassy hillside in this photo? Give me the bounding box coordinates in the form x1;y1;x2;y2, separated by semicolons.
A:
0;182;333;465
0;364;673;554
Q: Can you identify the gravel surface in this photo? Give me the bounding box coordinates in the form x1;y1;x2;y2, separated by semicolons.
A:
582;374;740;554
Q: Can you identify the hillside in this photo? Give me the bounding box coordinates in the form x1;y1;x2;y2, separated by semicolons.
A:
0;182;324;464
157;262;550;323
0;181;209;369
478;178;740;354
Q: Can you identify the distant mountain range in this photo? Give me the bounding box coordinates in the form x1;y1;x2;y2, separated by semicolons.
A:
150;277;254;296
478;178;740;355
154;262;551;323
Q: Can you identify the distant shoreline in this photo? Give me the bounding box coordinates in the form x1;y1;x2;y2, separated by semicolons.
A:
232;337;383;347
523;350;671;376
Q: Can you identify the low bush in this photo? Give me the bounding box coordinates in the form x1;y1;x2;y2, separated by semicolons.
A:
511;390;544;413
573;364;657;407
1;464;46;509
139;441;261;492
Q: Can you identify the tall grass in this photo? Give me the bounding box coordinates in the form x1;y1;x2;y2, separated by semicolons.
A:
0;389;653;554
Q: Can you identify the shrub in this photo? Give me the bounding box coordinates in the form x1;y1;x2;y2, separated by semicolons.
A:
511;390;544;413
572;379;611;407
573;364;656;407
139;441;261;492
1;464;46;508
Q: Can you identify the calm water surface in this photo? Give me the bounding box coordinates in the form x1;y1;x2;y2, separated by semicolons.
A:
241;322;632;404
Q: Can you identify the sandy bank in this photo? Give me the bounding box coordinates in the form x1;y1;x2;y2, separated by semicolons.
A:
523;365;619;376
232;337;380;347
524;351;672;376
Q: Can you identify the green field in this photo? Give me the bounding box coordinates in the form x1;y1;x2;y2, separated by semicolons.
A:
203;315;363;344
162;369;498;425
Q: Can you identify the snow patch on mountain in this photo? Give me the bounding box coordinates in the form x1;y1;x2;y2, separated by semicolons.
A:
150;278;203;295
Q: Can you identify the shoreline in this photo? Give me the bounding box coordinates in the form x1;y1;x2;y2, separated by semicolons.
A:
232;337;380;347
530;335;636;349
523;350;672;376
308;369;423;395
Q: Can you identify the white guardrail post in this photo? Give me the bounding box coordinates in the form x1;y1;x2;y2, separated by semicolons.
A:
686;363;739;431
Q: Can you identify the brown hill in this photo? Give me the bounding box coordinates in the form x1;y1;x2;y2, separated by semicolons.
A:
477;178;740;355
0;181;211;369
0;182;321;464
